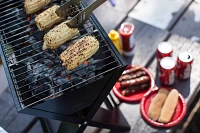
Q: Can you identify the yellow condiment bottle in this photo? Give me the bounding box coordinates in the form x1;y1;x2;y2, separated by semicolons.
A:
108;30;122;54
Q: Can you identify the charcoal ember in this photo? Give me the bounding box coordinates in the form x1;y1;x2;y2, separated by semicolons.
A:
26;73;37;85
74;63;87;76
18;8;26;18
54;66;65;75
57;45;68;55
60;70;70;77
29;36;42;52
86;72;95;83
33;63;48;74
95;71;104;80
43;59;54;66
43;52;56;60
32;31;45;41
46;68;56;79
34;84;54;99
73;77;87;89
20;46;33;56
7;19;22;35
32;54;42;61
27;62;33;74
27;58;34;63
54;59;61;65
46;49;56;54
87;58;99;71
38;75;51;85
54;78;71;91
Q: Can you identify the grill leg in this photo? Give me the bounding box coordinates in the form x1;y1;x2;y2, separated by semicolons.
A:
39;118;53;133
76;123;88;133
21;117;39;133
88;107;130;131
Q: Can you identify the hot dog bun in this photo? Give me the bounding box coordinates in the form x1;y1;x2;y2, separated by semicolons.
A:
158;89;179;123
148;88;169;121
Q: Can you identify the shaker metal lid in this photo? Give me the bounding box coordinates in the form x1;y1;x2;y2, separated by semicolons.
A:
179;52;193;63
158;42;173;54
160;57;175;69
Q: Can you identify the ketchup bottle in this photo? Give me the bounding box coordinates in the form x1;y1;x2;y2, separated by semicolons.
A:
119;22;135;57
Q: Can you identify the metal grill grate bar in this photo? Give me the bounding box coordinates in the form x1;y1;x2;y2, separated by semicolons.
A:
22;65;121;109
18;51;113;96
6;29;99;62
0;0;122;109
19;61;120;104
0;1;23;11
14;42;109;81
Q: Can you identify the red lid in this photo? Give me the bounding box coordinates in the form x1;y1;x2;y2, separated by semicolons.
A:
119;22;134;35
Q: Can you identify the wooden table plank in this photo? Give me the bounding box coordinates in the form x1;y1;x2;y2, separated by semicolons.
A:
121;17;169;67
172;2;200;40
128;0;191;30
0;65;8;94
82;0;139;33
0;89;36;133
118;34;200;133
0;90;14;122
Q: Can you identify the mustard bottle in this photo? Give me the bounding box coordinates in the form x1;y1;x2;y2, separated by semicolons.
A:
108;30;122;54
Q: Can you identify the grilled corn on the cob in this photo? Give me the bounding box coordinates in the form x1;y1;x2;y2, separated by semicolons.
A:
35;5;63;31
24;0;51;15
43;21;79;50
60;36;99;70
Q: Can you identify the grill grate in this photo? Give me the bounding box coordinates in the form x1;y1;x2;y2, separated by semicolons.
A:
0;0;122;109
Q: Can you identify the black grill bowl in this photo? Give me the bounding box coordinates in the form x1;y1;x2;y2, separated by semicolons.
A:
0;0;127;123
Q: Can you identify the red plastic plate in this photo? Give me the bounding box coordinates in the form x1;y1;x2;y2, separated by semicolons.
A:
140;87;187;128
112;65;155;102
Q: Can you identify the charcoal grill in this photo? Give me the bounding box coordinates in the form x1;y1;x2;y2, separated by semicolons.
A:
0;0;129;132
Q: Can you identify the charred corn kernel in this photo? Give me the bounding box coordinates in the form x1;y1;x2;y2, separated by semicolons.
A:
43;20;79;50
60;36;99;70
24;0;51;15
35;5;63;31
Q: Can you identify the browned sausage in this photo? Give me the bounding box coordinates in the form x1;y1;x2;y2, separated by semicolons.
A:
118;70;147;82
120;76;150;88
122;84;150;96
122;66;141;75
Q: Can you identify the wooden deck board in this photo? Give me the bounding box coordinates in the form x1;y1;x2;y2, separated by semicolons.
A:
128;0;191;30
121;17;169;67
172;2;200;40
0;90;14;123
82;0;139;33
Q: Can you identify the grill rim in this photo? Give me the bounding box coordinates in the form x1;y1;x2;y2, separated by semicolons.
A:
0;1;127;112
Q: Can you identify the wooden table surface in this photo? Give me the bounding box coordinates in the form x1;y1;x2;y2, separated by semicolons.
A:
108;17;200;133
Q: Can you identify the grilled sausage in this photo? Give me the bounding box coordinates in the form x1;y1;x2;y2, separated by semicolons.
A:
118;70;147;82
24;0;51;15
60;36;99;70
122;66;141;75
43;20;79;50
121;84;150;96
35;5;63;31
120;76;150;88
